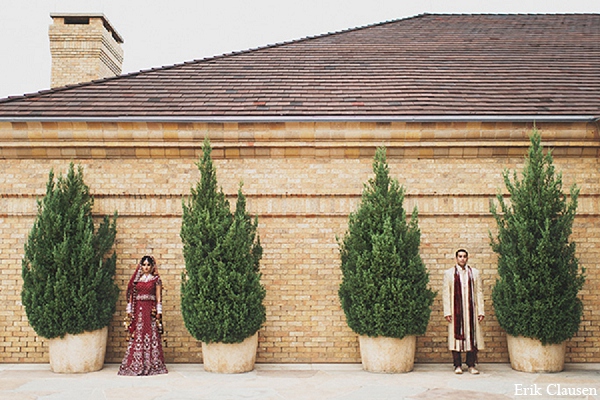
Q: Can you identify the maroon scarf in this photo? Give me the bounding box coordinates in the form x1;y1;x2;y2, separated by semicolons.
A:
453;266;478;357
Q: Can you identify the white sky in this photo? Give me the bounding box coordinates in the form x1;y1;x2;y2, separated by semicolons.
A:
1;0;599;99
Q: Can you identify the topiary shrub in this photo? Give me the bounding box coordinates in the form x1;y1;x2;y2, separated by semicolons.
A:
180;138;266;344
21;163;119;339
490;130;585;345
338;147;435;338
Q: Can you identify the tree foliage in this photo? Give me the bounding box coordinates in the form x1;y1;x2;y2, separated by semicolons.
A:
490;130;585;344
338;147;435;338
180;138;265;344
21;163;119;339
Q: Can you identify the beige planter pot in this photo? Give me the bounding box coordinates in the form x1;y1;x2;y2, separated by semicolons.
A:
48;326;108;373
201;333;258;373
507;335;566;373
359;335;416;373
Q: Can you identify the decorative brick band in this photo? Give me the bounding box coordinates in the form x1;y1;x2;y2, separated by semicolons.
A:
1;192;597;217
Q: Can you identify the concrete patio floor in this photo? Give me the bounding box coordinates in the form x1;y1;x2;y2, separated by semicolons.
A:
0;363;598;400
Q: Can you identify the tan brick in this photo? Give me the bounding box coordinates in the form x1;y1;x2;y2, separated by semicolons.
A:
0;121;598;364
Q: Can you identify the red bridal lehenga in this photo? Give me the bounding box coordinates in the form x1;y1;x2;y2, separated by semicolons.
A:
118;274;168;376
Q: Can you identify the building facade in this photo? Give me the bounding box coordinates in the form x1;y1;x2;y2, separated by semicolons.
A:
0;14;598;364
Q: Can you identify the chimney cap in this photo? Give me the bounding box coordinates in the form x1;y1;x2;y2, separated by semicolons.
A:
50;13;124;43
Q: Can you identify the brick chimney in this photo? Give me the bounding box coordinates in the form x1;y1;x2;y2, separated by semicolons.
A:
49;13;124;88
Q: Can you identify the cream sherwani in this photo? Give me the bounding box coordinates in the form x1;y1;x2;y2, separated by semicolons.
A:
442;265;485;351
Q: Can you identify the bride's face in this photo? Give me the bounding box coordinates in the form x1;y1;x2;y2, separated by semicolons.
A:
141;259;153;275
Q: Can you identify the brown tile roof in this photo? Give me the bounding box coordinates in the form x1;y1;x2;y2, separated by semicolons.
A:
1;13;599;119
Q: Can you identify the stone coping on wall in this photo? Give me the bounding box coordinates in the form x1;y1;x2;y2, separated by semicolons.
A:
0;121;597;140
0;120;597;158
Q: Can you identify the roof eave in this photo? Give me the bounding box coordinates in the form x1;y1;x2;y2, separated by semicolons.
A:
0;115;597;123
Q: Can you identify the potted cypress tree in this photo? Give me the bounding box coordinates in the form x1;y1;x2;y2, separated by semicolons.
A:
21;163;118;373
180;138;266;373
490;130;585;372
338;147;435;373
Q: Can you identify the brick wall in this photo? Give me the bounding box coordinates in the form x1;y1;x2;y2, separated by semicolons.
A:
0;120;598;363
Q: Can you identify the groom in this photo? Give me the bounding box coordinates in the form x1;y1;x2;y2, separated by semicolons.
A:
442;249;485;374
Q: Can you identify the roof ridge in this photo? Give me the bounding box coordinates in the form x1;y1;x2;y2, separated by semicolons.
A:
132;13;434;68
0;14;428;103
97;12;600;75
196;13;426;60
